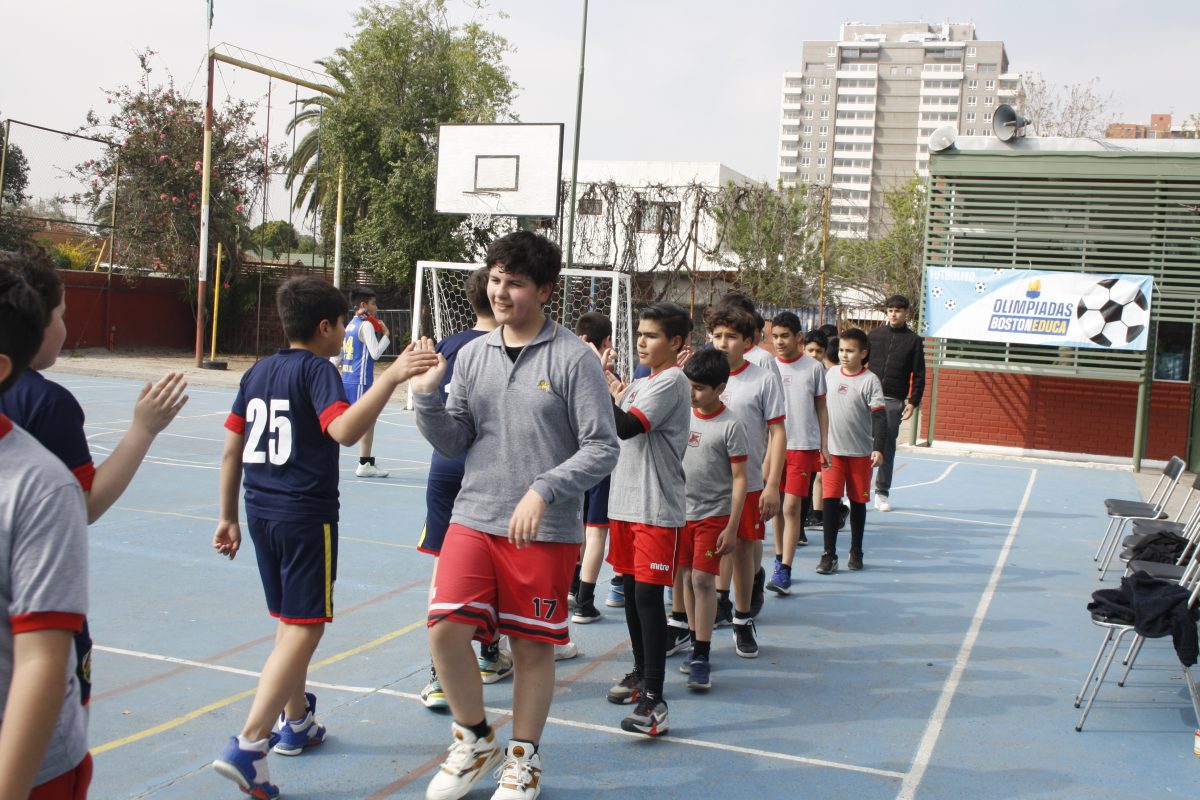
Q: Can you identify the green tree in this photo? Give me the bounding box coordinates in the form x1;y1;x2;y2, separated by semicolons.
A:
828;177;927;316
67;51;278;276
710;181;824;306
286;0;517;285
0;143;33;249
247;220;301;258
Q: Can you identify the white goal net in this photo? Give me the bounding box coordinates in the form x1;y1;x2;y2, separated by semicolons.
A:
409;260;634;407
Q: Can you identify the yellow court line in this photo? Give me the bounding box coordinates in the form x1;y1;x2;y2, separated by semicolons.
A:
92;619;426;755
341;535;418;550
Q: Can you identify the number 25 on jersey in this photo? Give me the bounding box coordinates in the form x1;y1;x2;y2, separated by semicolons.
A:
243;398;293;465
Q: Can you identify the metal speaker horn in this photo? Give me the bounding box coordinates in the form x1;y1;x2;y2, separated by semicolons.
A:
993;104;1030;142
928;125;958;152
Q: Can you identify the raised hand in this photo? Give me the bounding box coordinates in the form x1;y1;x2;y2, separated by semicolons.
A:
132;372;189;435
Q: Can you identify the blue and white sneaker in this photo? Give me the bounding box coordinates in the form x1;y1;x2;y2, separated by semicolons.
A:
273;692;327;756
679;647;695;674
213;734;281;799
687;655;712;690
605;581;626;608
766;562;792;595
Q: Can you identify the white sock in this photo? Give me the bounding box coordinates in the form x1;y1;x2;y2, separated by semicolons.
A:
237;734;270;752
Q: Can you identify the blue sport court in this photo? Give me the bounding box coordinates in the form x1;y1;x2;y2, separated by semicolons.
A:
53;371;1198;799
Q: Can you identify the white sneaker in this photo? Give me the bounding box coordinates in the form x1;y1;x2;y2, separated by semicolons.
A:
426;722;502;800
874;494;891;512
355;462;389;478
491;741;542;800
553;641;578;661
479;648;514;684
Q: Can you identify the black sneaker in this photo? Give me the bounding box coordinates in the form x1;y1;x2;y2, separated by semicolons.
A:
816;553;838;575
665;624;692;656
714;596;734;628
805;512;823;529
847;553;864;571
620;695;669;736
606;670;644;705
733;619;759;658
748;566;766;618
798;530;809;546
571;601;602;624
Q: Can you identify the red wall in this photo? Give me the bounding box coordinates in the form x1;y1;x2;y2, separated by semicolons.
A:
62;271;194;351
919;368;1193;461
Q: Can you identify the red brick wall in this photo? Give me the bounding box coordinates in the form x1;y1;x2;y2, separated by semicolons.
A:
919;368;1193;461
62;271;194;350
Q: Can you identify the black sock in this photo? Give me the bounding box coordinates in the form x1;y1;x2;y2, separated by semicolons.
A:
359;456;374;466
465;718;491;740
480;640;499;661
823;498;840;555
800;495;812;524
634;580;667;698
693;640;711;660
670;610;688;625
717;589;730;605
774;554;782;564
570;563;582;595
850;501;867;554
577;580;596;607
612;573;625;588
781;562;791;573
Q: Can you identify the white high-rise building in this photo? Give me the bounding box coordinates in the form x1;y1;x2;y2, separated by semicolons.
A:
777;22;1019;239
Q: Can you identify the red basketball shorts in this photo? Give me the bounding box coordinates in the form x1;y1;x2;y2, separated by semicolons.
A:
784;449;823;497
823;455;873;504
679;516;728;575
607;520;681;586
736;490;765;541
428;525;577;644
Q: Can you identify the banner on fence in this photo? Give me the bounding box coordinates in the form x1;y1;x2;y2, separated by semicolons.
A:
922;267;1154;350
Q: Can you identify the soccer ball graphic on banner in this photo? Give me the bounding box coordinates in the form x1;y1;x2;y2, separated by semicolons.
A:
1075;278;1149;347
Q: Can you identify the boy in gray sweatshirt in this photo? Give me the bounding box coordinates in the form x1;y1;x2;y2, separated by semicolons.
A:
411;231;619;800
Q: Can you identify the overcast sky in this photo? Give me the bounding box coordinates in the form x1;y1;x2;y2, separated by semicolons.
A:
3;0;1197;218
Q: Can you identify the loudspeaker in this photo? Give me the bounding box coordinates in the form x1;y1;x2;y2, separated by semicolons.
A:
928;125;958;152
993;104;1030;142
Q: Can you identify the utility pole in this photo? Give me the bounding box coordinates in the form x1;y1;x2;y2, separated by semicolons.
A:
564;0;589;270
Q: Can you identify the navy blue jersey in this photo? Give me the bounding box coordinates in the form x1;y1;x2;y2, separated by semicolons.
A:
225;349;349;523
0;370;95;490
427;329;487;480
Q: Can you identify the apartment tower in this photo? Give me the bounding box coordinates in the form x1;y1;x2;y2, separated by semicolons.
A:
777;22;1018;238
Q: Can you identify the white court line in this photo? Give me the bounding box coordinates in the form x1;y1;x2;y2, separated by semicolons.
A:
97;645;903;780
375;417;419;429
891;462;958;491
887;510;1010;528
896;455;1033;471
894;467;1038;800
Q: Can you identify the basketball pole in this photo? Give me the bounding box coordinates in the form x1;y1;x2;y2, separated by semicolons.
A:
195;51;215;368
563;0;588;271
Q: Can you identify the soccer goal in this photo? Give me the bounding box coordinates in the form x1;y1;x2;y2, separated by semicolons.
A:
408;260;634;408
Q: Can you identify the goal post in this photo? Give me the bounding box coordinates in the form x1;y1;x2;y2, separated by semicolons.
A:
408;260;634;408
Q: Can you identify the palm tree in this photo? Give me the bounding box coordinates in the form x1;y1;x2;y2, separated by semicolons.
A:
283;58;349;218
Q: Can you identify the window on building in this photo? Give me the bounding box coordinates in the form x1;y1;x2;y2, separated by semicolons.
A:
966;63;977;71
802;125;812;134
1155;322;1193;382
800;156;810;167
819;125;829;135
967;46;977;57
984;95;994;106
984;112;993;123
818;141;828;151
577;197;602;215
822;77;831;87
816;157;827;168
635;200;680;235
967;79;978;90
966;111;976;122
804;93;814;103
905;66;913;76
967;96;977;106
804;110;813;119
890;66;898;76
821;94;830;104
979;64;998;73
800;172;809;182
985;79;995;89
805;78;815;87
802;141;811;151
820;110;829;120
966;129;975;136
827;47;836;57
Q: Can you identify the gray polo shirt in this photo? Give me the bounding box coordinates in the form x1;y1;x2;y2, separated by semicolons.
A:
0;418;89;787
413;317;619;544
744;344;781;379
824;366;886;457
718;360;786;493
683;405;749;520
778;354;826;451
608;366;691;528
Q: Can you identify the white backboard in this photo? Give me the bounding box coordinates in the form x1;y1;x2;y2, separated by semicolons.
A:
435;123;564;217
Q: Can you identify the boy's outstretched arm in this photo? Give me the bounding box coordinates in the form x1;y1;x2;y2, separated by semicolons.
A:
0;629;74;800
213;429;243;559
326;340;439;446
86;371;188;523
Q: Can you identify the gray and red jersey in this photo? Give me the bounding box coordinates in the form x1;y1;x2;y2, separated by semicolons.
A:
777;354;827;451
718;360;786;493
608;366;691;529
0;415;89;786
683;405;749;520
824;366;886;457
744;344;781;379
